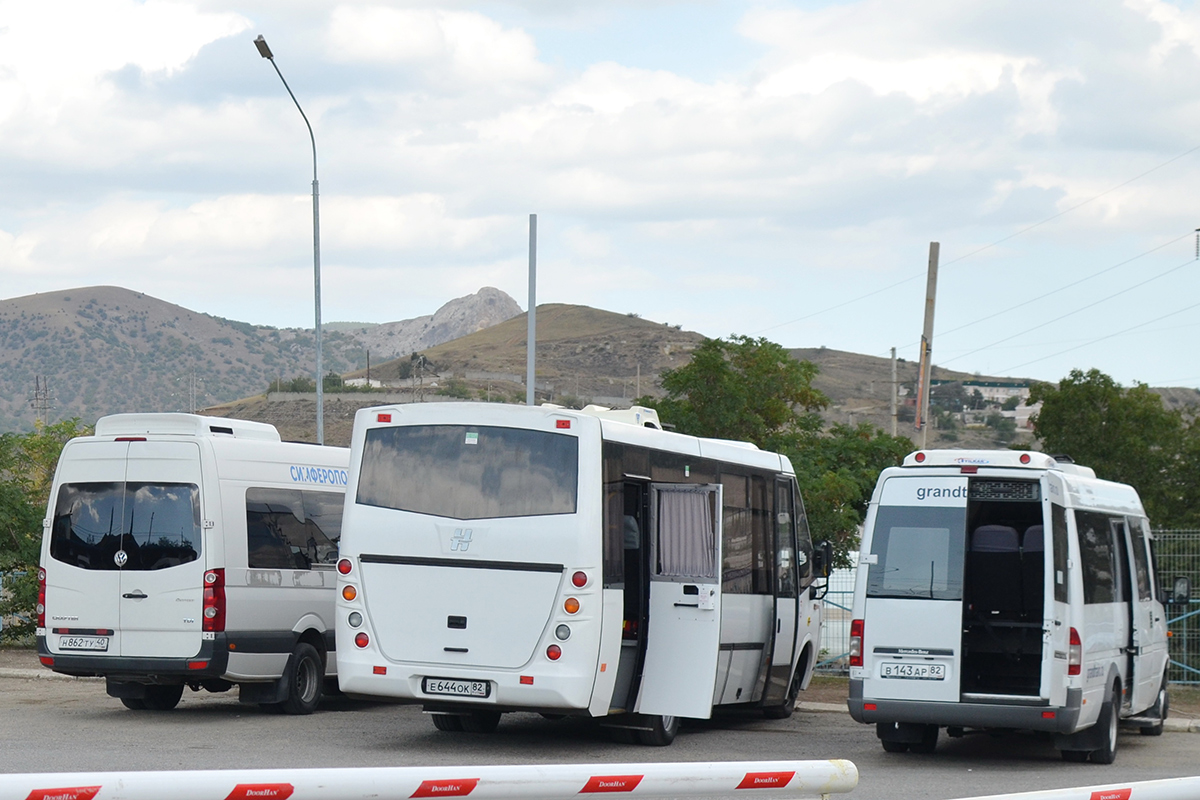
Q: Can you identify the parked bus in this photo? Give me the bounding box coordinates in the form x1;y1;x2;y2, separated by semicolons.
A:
38;413;349;714
335;402;830;745
847;449;1189;763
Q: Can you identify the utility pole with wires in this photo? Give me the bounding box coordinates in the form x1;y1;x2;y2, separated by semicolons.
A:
30;376;51;426
914;242;940;449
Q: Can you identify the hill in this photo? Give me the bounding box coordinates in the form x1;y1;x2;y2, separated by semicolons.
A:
0;286;520;432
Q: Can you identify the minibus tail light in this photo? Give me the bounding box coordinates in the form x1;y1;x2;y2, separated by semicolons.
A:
36;568;46;628
546;644;562;661
355;632;370;648
1068;627;1082;676
914;452;926;463
564;597;580;615
337;559;352;575
571;571;588;588
202;568;226;632
849;619;864;667
342;585;357;602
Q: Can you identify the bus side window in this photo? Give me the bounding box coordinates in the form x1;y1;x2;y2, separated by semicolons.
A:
602;482;625;587
246;488;343;570
1074;510;1117;604
1051;503;1069;603
774;480;798;598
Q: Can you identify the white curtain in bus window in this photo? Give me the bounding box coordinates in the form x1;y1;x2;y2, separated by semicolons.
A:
657;489;716;579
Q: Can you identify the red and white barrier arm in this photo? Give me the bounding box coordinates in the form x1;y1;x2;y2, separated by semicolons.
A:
1;759;858;800
951;776;1200;800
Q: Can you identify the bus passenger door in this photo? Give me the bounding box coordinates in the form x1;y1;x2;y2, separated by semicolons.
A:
762;479;800;708
635;483;722;720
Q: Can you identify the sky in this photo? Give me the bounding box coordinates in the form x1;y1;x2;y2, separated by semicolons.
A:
3;0;1200;389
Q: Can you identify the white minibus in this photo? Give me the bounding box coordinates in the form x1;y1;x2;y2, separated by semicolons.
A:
38;413;349;714
847;449;1187;763
335;402;830;745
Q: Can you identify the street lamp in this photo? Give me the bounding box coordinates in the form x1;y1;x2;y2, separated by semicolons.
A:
255;34;324;444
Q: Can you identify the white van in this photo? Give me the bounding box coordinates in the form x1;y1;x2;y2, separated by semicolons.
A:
847;449;1187;763
37;413;350;714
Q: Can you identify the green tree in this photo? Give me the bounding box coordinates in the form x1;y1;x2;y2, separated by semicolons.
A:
1;419;91;642
640;336;911;564
1029;369;1183;524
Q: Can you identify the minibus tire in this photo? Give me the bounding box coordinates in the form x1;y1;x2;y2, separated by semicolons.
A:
909;725;939;754
1089;685;1120;765
431;713;464;732
460;711;502;733
143;684;184;711
1141;674;1169;736
763;670;803;719
120;697;147;711
880;740;910;753
276;642;324;715
637;714;679;746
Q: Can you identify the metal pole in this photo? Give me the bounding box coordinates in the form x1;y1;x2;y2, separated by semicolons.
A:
916;242;940;449
255;35;323;444
890;347;897;437
526;213;537;406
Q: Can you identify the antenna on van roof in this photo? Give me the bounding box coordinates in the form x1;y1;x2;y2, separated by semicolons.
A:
1049;454;1076;464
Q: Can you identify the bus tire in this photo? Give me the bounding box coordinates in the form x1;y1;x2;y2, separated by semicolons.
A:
1141;673;1168;737
881;739;910;753
1089;684;1120;764
637;714;679;746
120;697;147;711
143;684;184;711
277;642;324;716
763;667;804;719
461;710;502;733
431;713;464;732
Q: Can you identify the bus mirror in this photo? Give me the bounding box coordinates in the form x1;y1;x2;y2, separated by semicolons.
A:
813;541;834;578
1166;576;1192;605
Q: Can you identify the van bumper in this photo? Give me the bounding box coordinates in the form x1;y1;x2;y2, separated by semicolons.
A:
37;634;230;682
847;678;1082;733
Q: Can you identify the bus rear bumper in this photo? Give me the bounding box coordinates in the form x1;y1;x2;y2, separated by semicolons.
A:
847;678;1083;733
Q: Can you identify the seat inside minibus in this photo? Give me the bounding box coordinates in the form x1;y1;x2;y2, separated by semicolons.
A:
961;481;1044;697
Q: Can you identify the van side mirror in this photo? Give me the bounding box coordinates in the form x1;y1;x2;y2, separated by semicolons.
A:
812;540;835;579
1164;576;1192;605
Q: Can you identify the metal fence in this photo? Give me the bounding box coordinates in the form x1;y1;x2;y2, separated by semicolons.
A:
815;530;1200;683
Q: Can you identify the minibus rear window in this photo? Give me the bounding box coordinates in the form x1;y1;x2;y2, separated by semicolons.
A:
50;482;201;570
866;505;966;600
357;425;579;520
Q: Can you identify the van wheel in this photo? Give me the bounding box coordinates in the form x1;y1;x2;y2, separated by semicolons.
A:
431;713;464;732
120;697;147;710
881;739;910;753
277;642;324;715
909;725;939;754
1061;749;1089;763
1089;685;1120;764
1141;674;1169;737
637;714;680;746
460;711;502;733
143;684;184;711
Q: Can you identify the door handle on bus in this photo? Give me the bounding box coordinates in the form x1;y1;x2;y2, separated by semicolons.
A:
674;602;700;608
122;591;148;599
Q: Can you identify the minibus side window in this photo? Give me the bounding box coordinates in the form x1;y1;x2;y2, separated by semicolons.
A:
1051;503;1069;603
246;488;342;570
1127;517;1152;601
1074;510;1117;604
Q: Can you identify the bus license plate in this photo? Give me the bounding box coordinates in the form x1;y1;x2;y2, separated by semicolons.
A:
881;662;944;680
59;636;109;652
423;677;490;698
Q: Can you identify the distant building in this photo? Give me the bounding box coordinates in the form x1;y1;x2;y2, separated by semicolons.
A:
931;379;1030;404
344;377;384;389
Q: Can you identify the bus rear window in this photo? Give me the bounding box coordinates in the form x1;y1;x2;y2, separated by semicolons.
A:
866;505;966;600
357;425;579;520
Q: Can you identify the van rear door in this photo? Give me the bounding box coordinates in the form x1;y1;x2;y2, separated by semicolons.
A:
117;441;206;659
860;476;966;704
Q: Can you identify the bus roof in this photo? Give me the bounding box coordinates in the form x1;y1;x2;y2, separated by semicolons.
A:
94;413;282;442
901;449;1096;478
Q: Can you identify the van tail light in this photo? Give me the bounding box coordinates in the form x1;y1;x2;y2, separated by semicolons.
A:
203;569;226;632
1067;627;1081;676
849;619;864;667
37;568;46;628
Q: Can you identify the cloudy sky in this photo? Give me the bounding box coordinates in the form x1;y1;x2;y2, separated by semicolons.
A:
3;0;1200;388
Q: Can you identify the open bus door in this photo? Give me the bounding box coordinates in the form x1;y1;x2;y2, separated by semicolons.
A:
635;484;722;720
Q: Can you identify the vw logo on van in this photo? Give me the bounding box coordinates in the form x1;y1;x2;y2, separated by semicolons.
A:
113;550;128;567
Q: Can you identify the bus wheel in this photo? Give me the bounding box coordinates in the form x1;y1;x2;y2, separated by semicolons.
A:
1089;684;1120;764
277;642;324;716
1141;674;1168;737
637;714;679;746
431;713;464;732
909;725;939;754
143;684;184;711
763;670;804;719
120;697;147;711
461;711;502;733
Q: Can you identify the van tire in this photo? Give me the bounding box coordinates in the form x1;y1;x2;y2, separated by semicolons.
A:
120;697;147;710
143;684;184;711
909;725;939;754
460;711;502;733
1140;674;1169;737
276;642;324;715
637;714;680;746
880;739;909;753
1089;685;1120;764
431;713;464;732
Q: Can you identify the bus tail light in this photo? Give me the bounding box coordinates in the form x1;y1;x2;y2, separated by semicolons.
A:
355;632;370;648
342;585;358;602
546;644;562;661
849;619;864;667
564;597;580;615
1068;627;1082;676
203;569;226;632
36;568;46;628
337;559;352;575
571;571;588;588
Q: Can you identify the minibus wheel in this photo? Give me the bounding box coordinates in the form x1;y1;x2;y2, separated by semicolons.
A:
1140;674;1169;737
143;684;184;711
431;713;464;732
1089;684;1120;764
120;698;147;711
460;711;502;733
276;642;324;715
637;714;679;746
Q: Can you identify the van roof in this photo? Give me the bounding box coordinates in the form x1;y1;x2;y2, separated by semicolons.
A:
901;449;1097;478
94;413;282;442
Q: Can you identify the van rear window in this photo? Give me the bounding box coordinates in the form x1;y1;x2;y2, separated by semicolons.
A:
357;425;579;520
50;482;201;570
867;505;966;600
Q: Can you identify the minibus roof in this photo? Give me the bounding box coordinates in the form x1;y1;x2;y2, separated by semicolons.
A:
94;413;281;442
901;449;1096;478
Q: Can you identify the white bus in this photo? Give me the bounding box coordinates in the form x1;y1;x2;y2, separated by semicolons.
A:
847;449;1187;763
39;413;349;714
335;402;830;745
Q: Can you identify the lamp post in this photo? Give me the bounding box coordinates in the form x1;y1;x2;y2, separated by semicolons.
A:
255;34;324;444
